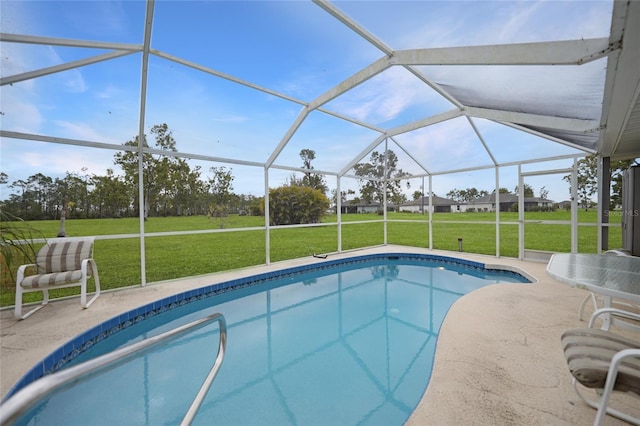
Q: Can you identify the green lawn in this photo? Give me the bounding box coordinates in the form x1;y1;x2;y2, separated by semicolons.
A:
1;210;621;307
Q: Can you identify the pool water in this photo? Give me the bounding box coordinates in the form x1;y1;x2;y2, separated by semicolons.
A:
11;255;529;425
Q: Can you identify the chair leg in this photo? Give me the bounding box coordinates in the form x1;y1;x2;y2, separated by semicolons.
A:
572;379;640;425
86;260;101;308
14;284;23;320
578;292;599;321
80;276;87;307
15;287;49;320
80;259;100;309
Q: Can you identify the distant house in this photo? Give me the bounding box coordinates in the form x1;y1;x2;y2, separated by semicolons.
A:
466;193;517;212
400;196;458;213
558;200;572;210
340;200;394;214
466;193;554;212
341;194;553;214
531;196;554;209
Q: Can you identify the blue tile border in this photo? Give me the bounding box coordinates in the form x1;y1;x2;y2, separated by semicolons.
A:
3;252;529;400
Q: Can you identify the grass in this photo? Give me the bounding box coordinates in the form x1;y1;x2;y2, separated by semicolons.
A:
0;210;621;307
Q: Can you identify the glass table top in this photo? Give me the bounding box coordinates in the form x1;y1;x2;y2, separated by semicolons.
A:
547;253;640;302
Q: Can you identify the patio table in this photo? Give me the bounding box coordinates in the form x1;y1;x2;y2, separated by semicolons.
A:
547;253;640;329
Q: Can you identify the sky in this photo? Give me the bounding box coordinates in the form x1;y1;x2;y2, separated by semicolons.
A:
0;0;619;204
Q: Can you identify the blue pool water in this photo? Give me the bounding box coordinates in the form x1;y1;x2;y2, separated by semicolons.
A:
8;254;530;425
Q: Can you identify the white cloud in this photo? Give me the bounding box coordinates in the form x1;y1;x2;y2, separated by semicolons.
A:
399;117;476;160
40;47;88;94
62;69;88;94
1;140;117;184
0;90;43;133
393;0;610;49
52;120;106;142
20;150;47;169
95;84;126;100
328;67;448;124
61;0;132;37
394;6;470;48
495;1;544;43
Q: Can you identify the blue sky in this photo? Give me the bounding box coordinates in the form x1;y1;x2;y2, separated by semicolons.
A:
0;0;616;203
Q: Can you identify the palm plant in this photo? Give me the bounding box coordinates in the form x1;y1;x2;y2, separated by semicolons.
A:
0;210;45;294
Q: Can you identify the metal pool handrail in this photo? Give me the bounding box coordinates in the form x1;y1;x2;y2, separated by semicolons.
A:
0;312;227;426
181;313;227;425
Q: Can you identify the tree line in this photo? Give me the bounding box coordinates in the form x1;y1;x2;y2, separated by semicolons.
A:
1;124;261;221
563;155;636;210
0;124;409;225
445;185;540;203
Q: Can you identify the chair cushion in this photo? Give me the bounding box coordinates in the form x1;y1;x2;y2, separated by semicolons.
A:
562;328;640;396
20;270;84;289
35;238;93;274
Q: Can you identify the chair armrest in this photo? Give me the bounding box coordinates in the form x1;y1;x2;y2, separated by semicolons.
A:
16;264;37;283
80;257;98;269
605;347;640;387
17;264;36;271
588;307;640;328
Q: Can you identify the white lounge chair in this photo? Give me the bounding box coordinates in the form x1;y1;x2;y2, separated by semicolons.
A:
14;237;101;320
562;308;640;425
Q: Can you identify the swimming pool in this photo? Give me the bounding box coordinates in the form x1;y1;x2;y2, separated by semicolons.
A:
4;253;531;425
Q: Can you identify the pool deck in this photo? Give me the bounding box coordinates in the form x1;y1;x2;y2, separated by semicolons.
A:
1;245;639;425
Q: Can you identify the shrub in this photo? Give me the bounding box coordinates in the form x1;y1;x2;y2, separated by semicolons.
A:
269;186;330;225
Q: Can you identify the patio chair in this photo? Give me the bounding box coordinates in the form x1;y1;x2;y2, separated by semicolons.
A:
561;308;640;425
14;237;101;320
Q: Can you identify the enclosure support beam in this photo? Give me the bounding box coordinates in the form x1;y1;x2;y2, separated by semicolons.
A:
339;134;387;177
264;167;271;266
466;106;599;133
599;0;640;158
391;137;431;175
428;176;433;250
137;0;155;287
495;166;501;258
520;166;575;259
390;38;616;66
266;106;310;168
518;165;525;260
309;57;390;111
571;159;579;253
337;177;342;253
598;156;612;252
1;51;135;87
312;0;394;56
387;109;462;137
383;139;389;245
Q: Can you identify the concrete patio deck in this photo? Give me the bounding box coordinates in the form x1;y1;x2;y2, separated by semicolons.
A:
1;246;638;425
